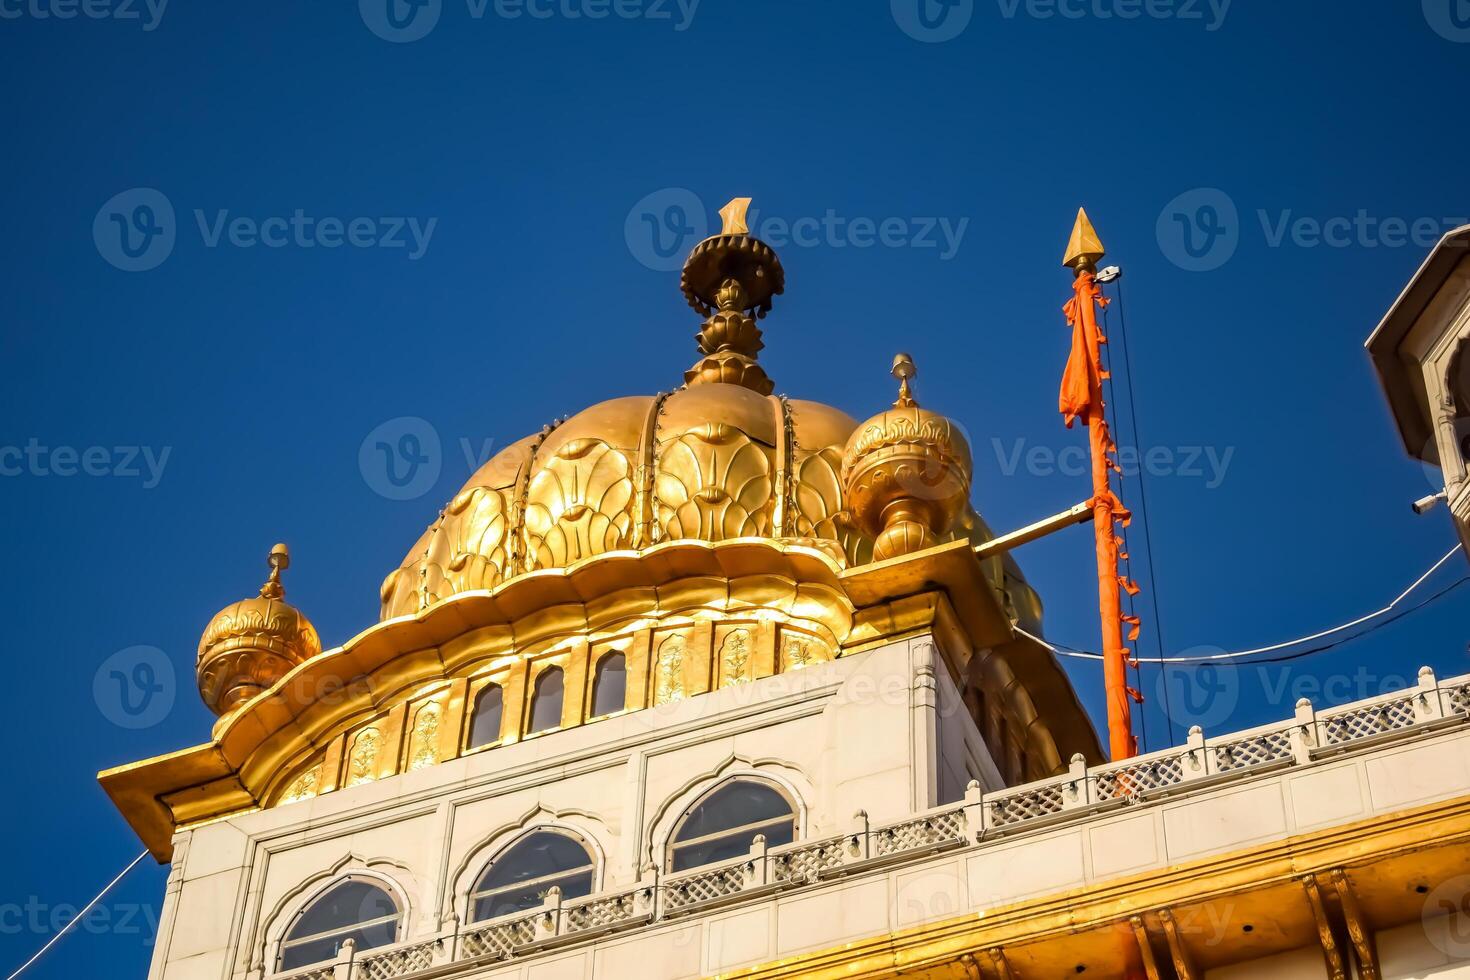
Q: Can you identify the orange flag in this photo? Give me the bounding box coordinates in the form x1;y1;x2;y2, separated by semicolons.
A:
1059;298;1093;428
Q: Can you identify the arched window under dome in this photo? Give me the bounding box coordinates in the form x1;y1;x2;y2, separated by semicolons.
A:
668;779;796;872
278;878;400;971
590;652;626;718
469;831;595;922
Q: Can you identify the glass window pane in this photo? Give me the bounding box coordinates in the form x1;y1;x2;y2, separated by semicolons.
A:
280;935;345;971
591;654;626;717
529;668;564;733
469;684;503;747
471;870;593;922
477;832;592;892
288;881;397;939
673;782;793;842
670;819;794;872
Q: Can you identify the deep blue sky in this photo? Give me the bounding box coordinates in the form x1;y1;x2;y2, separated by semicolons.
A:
4;2;1470;976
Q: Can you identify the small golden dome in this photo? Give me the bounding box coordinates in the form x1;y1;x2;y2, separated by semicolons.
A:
198;544;321;716
840;354;973;561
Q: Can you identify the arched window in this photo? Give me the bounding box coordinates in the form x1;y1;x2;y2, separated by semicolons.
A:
469;831;595;922
278;878;400;971
590;652;626;718
529;667;564;734
468;683;504;749
669;779;796;872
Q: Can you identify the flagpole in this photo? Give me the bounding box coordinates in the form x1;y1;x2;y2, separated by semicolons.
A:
1061;209;1138;762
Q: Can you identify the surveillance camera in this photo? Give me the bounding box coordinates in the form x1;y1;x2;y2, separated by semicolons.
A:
1096;266;1122;283
1413;491;1448;515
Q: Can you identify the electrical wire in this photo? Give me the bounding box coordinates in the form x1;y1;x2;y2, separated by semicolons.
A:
1018;543;1465;664
4;850;149;980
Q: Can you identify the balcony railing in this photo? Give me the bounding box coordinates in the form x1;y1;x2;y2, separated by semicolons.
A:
270;666;1470;980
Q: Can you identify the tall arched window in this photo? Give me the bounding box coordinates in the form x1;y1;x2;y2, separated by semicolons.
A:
469;831;595;922
590;652;626;718
278;878;400;971
669;779;796;872
468;683;504;749
529;667;564;734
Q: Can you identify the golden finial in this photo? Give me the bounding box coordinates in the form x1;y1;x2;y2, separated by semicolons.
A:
892;352;918;408
719;197;752;236
260;542;290;600
1063;207;1106;271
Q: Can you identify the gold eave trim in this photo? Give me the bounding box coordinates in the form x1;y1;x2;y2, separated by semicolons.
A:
99;536;1098;862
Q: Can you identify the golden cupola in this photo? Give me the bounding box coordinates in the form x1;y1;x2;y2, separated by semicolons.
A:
380;198;1007;620
197;543;321;717
841;354;973;561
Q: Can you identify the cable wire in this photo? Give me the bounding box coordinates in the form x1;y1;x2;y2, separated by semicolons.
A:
4;850;149;980
1019;543;1464;663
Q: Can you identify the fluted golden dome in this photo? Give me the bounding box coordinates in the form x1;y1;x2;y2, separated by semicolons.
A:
198;544;321;716
841;354;973;561
379;200;985;620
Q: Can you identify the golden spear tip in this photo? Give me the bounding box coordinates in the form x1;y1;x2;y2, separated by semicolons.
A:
1063;207;1106;270
719;197;752;236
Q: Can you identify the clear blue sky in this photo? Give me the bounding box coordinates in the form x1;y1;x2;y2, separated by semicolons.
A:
4;2;1470;976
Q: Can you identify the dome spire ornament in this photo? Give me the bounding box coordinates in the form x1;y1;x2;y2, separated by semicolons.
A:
679;196;785;395
197;543;321;720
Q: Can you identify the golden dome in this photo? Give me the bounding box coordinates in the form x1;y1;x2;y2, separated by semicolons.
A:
841;354;973;561
380;201;980;620
198;544;321;716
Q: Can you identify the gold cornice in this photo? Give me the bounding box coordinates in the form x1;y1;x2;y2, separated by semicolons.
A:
101;536;1100;861
715;793;1470;979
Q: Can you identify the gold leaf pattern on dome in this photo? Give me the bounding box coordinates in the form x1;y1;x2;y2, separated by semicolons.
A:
792;447;868;566
346;728;380;787
720;629;751;687
523;439;635;569
279;764;320;805
655;425;774;542
655;634;687;705
408;701;441;770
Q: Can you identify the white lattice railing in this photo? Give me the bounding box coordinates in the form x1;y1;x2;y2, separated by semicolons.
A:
275;667;1469;980
562;890;642;934
355;939;437;980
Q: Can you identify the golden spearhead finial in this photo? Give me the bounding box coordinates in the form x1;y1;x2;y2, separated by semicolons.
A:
719;197;752;236
1063;207;1106;270
892;352;918;408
